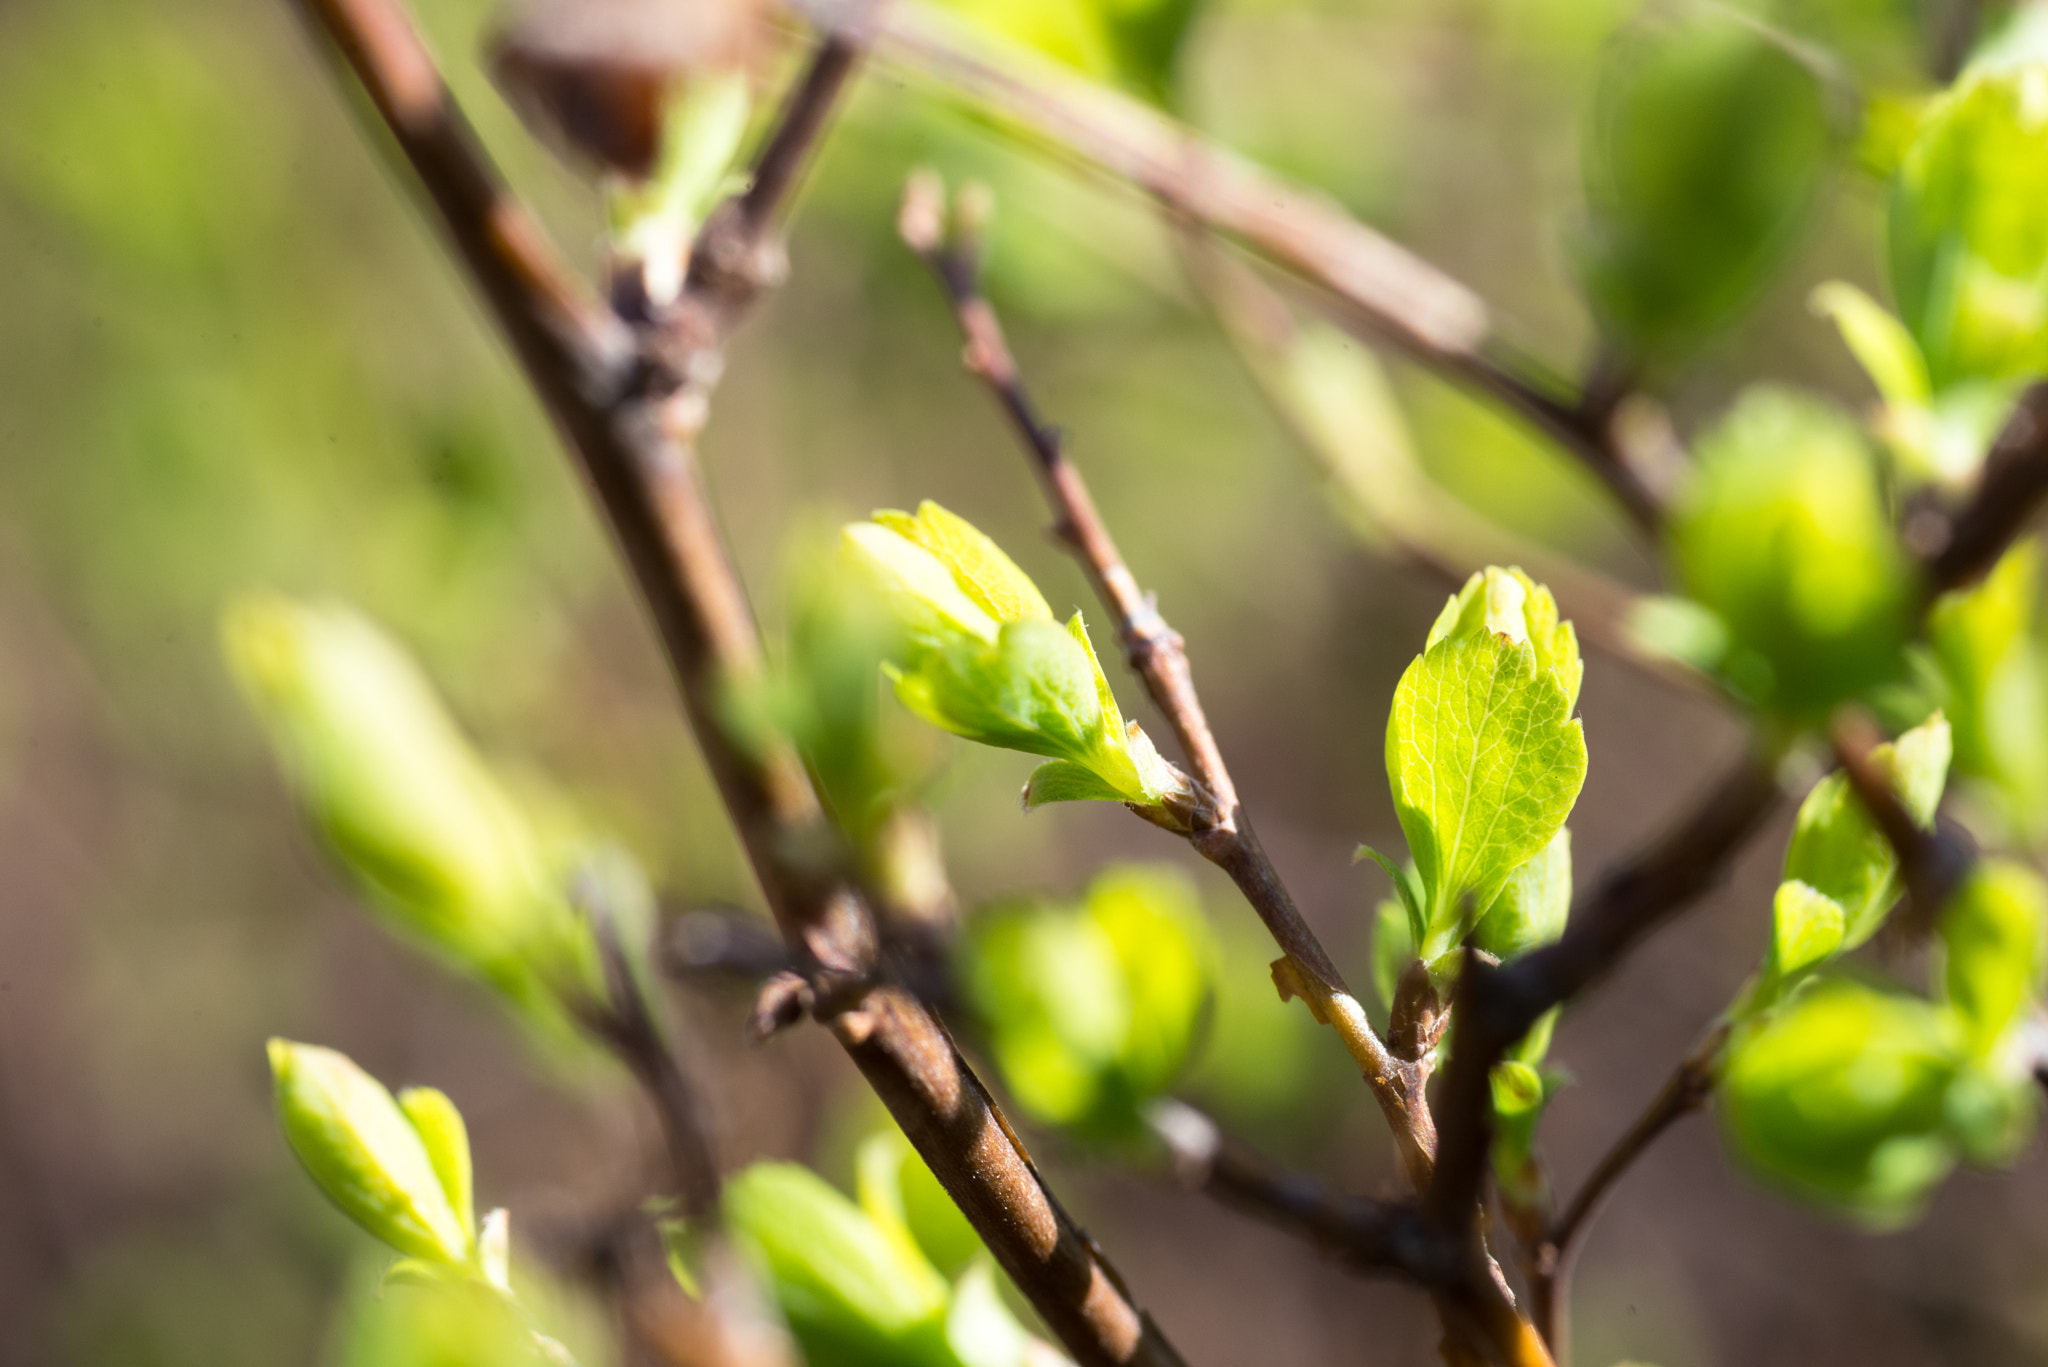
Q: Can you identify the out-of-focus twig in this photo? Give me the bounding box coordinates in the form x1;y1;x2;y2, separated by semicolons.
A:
860;1;1664;537
1525;1021;1728;1355
898;170;1430;1183
1919;384;2048;597
1182;238;1718;701
286;5;1187;1363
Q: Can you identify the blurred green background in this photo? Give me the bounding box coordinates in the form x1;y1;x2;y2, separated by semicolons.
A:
4;0;2047;1363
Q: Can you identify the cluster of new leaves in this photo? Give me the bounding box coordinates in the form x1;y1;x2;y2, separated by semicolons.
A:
841;501;1188;812
1364;568;1586;1208
962;865;1214;1139
266;1041;564;1360
1716;715;2048;1222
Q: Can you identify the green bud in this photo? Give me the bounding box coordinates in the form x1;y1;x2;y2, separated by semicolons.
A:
1490;1059;1555;1210
842;505;1185;809
1428;567;1583;711
223;597;569;991
963;865;1213;1137
1929;540;2048;833
723;1162;952;1364
1719;980;1963;1224
398;1087;476;1239
1941;858;2048;1054
1781;712;1952;953
1891;64;2048;391
268;1040;473;1264
1671;387;1913;715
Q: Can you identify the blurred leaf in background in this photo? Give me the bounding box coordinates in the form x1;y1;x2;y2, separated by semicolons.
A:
1576;3;1840;368
962;865;1213;1140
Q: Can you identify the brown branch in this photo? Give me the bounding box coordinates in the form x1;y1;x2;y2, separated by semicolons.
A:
861;1;1663;537
897;170;1430;1180
1147;1101;1452;1281
1426;747;1783;1250
1920;383;2048;597
899;173;1550;1367
287;5;1185;1363
1525;1021;1728;1354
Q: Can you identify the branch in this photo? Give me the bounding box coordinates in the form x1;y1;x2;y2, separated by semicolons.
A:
1525;1021;1728;1353
1180;235;1711;700
287;5;1185;1363
1147;1101;1452;1281
1426;746;1783;1242
1920;383;2048;596
897;171;1429;1184
861;1;1663;536
900;174;1550;1367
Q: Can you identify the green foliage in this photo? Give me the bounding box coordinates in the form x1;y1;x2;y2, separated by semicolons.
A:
1719;979;1967;1224
856;1130;984;1282
268;1041;474;1266
609;72;754;306
224;596;600;1036
1929;540;2048;832
961;865;1213;1137
1474;828;1573;963
334;1281;553;1367
723;1161;1047;1367
1670;388;1913;715
1940;859;2048;1055
1890;63;2048;392
1782;712;1952;952
1384;567;1587;962
1577;5;1838;362
933;0;1204;103
842;503;1186;811
398;1087;478;1241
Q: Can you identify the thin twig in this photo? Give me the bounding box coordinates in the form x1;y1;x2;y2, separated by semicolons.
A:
1181;234;1714;700
1920;383;2048;597
1527;1022;1728;1354
899;173;1549;1367
897;171;1429;1181
287;5;1185;1363
1427;747;1784;1244
859;1;1663;536
1147;1101;1452;1281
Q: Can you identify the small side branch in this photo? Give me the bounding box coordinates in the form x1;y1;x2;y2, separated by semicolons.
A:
1427;748;1783;1240
898;171;1428;1181
1526;1022;1728;1351
867;2;1662;536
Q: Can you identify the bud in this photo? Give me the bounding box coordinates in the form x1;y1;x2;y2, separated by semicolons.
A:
1427;566;1582;710
1719;980;1963;1223
269;1040;473;1264
841;504;1186;810
491;0;763;180
224;596;588;1026
724;1162;951;1362
1473;827;1571;963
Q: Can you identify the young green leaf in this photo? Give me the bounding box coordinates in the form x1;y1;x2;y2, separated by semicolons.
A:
1811;280;1932;409
1941;858;2048;1054
1473;828;1573;963
1890;64;2048;391
1765;880;1846;985
846;507;1186;811
1386;631;1587;959
855;1129;984;1282
1369;897;1416;1015
1929;540;2048;832
1576;7;1836;362
268;1040;473;1265
724;1162;954;1365
397;1087;476;1239
1671;388;1913;715
1428;567;1583;711
1718;979;1964;1225
1782;712;1952;950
